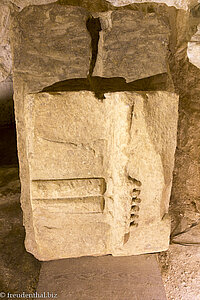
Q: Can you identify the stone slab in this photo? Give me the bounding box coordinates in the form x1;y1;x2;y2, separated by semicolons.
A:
93;10;170;82
11;4;91;92
37;254;167;300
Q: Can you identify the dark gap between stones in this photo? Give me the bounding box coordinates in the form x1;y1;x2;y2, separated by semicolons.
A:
41;73;170;99
42;79;90;92
86;17;102;77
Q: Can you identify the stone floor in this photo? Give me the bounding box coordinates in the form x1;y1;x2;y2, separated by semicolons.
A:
37;255;166;300
0;125;199;300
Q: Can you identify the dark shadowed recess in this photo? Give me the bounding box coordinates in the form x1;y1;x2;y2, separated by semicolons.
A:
0;127;18;166
86;17;102;76
0;126;41;293
41;73;172;99
0;201;41;293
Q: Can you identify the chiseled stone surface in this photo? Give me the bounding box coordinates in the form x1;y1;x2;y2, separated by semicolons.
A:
14;91;178;260
93;10;170;82
11;4;91;92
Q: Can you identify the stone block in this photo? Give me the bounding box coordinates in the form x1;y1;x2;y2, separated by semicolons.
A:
11;4;92;92
14;90;178;260
93;10;170;82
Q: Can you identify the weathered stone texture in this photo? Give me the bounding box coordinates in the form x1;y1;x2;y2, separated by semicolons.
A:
0;4;12;82
9;0;199;10
15;91;178;260
10;2;180;260
106;0;198;10
93;10;170;82
167;9;200;239
187;24;200;69
11;0;56;9
11;4;91;92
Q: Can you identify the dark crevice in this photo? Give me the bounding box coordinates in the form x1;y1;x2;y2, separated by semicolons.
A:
91;73;173;99
42;78;90;93
42;73;172;99
86;17;102;77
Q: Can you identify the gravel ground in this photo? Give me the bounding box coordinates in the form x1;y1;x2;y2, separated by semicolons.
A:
159;244;200;300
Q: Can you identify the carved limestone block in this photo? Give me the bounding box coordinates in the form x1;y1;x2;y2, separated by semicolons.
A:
14;91;178;260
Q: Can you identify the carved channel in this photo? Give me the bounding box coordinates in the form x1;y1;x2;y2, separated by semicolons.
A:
31;178;106;214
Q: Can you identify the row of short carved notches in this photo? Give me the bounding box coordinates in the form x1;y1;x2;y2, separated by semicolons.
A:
130;188;141;227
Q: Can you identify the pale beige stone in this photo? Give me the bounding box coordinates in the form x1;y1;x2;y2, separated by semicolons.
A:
187;24;200;69
33;211;110;259
111;91;178;255
106;0;198;10
14;90;178;260
32;197;105;214
93;10;170;82
26;92;106;180
31;178;106;199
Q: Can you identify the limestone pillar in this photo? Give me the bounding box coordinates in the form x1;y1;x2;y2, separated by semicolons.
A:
11;3;179;260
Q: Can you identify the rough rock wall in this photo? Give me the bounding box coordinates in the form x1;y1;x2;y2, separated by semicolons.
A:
0;2;13;126
107;0;198;9
169;8;200;236
9;0;200;10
